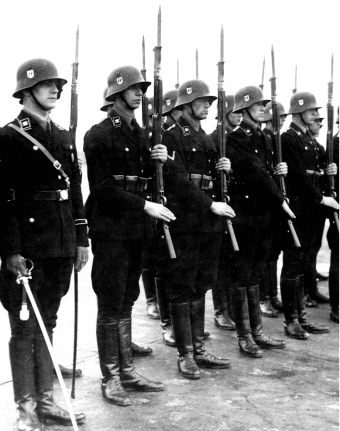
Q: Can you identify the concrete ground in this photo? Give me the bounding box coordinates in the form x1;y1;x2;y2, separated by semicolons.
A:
0;169;338;431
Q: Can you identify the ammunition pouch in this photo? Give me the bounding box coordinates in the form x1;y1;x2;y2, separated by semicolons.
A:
306;169;325;188
187;174;214;191
113;175;152;196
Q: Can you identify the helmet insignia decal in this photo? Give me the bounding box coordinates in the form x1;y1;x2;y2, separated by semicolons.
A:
187;87;192;95
166;99;171;106
299;99;304;106
148;103;153;110
244;95;249;102
117;77;123;85
27;70;34;78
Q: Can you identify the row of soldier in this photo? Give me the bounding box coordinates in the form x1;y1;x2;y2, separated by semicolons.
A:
0;58;338;431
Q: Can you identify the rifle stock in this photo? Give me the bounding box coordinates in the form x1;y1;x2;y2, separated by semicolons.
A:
270;46;301;247
217;26;239;251
152;6;176;259
141;35;150;137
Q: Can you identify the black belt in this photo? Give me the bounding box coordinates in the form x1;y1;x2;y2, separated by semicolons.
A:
29;190;69;201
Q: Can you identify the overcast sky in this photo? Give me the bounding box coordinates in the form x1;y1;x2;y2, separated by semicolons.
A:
0;0;338;148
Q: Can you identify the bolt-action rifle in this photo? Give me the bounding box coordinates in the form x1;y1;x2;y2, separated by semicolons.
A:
326;54;339;230
152;6;176;259
270;46;301;247
175;58;179;89
292;65;297;94
217;26;239;251
196;48;199;79
259;57;265;91
69;24;80;399
141;35;150;137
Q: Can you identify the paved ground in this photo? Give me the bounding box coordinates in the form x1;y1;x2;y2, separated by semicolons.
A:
0;167;338;431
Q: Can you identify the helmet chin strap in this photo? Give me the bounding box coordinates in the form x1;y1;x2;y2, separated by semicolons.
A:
189;103;200;120
245;107;258;124
299;112;309;129
30;88;50;112
120;93;135;111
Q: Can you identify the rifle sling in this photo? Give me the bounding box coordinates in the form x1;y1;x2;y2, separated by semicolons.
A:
9;123;70;187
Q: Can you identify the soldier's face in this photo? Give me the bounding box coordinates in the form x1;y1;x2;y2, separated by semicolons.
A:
227;112;242;127
302;108;319;125
309;119;322;136
191;97;211;119
123;84;143;109
32;80;59;110
279;115;287;129
248;102;265;122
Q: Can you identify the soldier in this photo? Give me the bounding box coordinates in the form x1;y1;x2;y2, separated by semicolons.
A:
259;101;288;317
225;86;290;358
161;89;182;131
162;79;234;379
210;95;242;331
0;58;88;430
280;91;338;339
84;65;174;407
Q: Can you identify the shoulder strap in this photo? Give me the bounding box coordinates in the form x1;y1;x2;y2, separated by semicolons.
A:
8;123;70;188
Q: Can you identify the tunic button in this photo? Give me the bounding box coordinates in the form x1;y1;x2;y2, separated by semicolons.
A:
58;175;62;180
305;147;308;150
245;195;249;199
29;218;35;223
192;148;196;152
255;149;258;153
125;148;129;152
33;146;38;151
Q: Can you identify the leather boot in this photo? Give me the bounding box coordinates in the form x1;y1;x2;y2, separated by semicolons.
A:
247;286;285;349
155;277;176;346
170;302;201;379
266;261;283;312
34;335;86;424
260;298;278;318
191;298;231;368
270;296;283;312
297;275;329;334
53;364;82;378
142;269;160;319
97;321;131;406
212;281;236;330
232;286;263;358
281;277;309;340
131;341;153;356
9;338;42;431
119;318;165;391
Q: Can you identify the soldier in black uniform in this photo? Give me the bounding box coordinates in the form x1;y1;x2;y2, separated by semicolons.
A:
84;66;175;407
260;101;288;317
0;58;88;430
280;92;338;339
210;95;242;331
225;86;290;358
162;79;234;379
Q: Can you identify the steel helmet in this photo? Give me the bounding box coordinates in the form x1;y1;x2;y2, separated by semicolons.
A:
175;79;217;110
13;58;67;100
263;101;288;122
215;94;236;119
106;65;151;102
100;88;113;112
233;86;270;113
288;92;321;114
162;90;178;116
147;97;154;117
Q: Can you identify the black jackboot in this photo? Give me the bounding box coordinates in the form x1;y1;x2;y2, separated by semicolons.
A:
231;286;263;358
247;285;285;349
119;318;165;391
142;269;160;319
9;338;42;431
170;302;201;379
297;275;329;334
155;277;176;346
34;335;86;424
191;297;231;368
212;284;236;330
97;321;131;406
281;277;309;340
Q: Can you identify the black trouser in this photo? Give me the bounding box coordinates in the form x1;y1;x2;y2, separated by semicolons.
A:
92;239;149;320
327;220;339;313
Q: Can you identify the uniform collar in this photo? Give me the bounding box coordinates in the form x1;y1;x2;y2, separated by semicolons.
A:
22;108;51;131
240;120;262;135
290;120;307;135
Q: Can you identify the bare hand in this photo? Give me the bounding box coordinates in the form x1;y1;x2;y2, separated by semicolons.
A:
6;254;28;276
326;163;338;176
144;201;176;222
210;202;235;218
281;200;296;219
321;196;339;210
74;246;89;272
151;144;168;164
215;157;231;173
274;162;288;176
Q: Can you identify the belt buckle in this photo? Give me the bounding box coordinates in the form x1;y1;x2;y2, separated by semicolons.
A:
59;190;68;201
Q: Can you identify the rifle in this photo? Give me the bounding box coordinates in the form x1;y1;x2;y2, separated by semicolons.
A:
196;48;199;79
217;26;239;251
175;58;179;89
326;54;339;230
270;46;301;247
259;57;265;91
292;65;297;94
152;6;176;259
141;35;150;137
69;24;80;399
